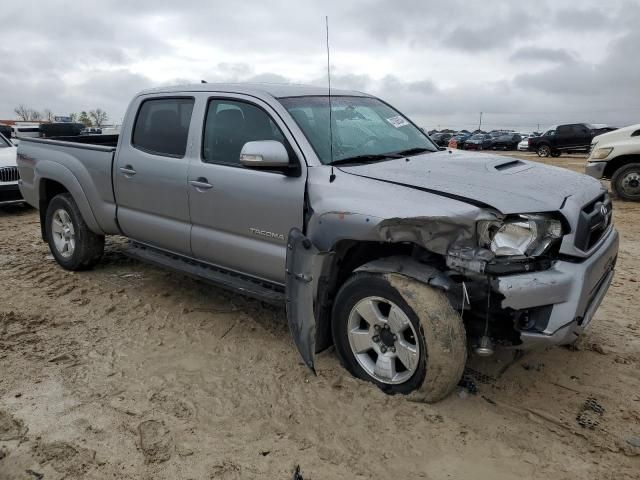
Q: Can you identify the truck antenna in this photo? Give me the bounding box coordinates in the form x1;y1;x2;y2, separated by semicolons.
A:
326;16;336;183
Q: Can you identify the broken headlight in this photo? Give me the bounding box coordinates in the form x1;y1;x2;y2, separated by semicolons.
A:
477;215;562;257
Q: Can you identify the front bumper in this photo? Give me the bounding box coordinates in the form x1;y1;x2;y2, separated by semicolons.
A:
585;161;607;180
0;183;23;205
493;226;619;348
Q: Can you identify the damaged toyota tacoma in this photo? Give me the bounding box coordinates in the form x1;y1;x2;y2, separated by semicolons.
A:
16;84;619;401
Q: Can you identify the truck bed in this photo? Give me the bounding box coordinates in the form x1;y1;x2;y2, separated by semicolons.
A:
25;134;119;149
16;135;120;236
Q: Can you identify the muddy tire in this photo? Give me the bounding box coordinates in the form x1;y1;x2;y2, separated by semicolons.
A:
332;272;466;401
45;193;104;271
611;163;640;201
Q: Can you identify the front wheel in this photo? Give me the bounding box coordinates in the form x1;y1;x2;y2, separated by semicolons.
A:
45;193;105;270
332;272;467;401
611;163;640;201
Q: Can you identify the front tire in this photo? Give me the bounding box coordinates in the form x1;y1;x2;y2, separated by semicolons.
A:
611;163;640;201
332;272;467;401
45;193;104;270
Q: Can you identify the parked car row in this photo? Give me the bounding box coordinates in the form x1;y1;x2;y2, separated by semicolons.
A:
432;131;530;151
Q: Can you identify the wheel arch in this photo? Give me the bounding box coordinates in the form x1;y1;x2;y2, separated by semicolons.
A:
36;163;104;241
314;239;450;352
603;154;640;179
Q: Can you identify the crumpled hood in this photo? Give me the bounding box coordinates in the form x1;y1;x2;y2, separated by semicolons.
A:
0;147;17;169
338;150;603;214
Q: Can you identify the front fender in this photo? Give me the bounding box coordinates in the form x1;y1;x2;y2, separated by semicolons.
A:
285;228;323;373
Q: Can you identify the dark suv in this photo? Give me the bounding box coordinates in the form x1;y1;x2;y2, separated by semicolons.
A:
528;123;595;158
490;133;522;151
429;132;452;147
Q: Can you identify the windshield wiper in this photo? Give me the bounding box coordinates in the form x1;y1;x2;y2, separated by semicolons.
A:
329;153;404;166
390;147;432;157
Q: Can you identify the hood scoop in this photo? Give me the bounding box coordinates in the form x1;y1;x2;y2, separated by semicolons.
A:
494;159;525;171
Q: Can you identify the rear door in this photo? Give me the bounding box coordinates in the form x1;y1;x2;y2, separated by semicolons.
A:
187;94;307;284
114;95;195;255
555;125;572;150
571;124;591;149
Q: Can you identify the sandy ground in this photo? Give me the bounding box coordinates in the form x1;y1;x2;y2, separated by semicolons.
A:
1;152;639;479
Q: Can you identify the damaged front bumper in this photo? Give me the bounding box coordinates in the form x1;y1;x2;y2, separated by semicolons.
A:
493;226;618;348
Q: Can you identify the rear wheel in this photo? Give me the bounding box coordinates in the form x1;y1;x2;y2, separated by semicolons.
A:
332;272;467;401
550;150;561;158
611;163;640;201
537;144;551;157
45;193;104;270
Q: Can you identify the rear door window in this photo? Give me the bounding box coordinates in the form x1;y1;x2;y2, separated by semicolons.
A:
132;97;195;157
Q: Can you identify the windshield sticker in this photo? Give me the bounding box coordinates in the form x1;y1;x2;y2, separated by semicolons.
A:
386;115;410;128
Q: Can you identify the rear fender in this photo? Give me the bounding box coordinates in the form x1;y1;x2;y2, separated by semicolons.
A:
36;161;103;234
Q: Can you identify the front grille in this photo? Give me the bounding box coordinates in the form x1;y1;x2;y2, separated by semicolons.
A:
0;166;19;182
574;193;612;251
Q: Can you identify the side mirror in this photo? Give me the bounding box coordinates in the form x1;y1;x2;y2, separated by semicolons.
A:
239;140;289;168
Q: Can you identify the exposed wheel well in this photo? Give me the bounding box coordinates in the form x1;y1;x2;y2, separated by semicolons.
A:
314;239;438;352
38;179;69;241
603;154;640;179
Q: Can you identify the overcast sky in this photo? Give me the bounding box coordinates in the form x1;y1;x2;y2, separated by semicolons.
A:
1;0;639;131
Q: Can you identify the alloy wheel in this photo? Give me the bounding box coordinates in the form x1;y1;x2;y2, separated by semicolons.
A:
347;296;420;385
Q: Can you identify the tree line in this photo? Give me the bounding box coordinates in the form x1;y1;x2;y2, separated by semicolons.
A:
13;105;109;127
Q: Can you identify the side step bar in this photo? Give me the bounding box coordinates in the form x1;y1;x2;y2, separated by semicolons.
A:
124;242;285;305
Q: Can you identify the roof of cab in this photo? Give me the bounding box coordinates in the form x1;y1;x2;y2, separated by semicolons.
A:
137;83;369;99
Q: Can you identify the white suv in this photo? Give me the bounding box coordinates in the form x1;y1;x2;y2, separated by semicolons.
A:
0;133;22;205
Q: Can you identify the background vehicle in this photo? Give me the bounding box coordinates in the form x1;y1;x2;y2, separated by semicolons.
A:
517;134;531;151
16;84;618;401
81;127;103;135
491;133;522;150
40;122;85;138
464;134;492;151
448;132;472;149
0;133;22;205
429;132;452;147
528;123;595;157
586;123;640;201
0;124;12;140
11;124;41;141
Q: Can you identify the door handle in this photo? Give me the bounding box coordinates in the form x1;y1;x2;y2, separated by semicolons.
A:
119;165;137;176
189;177;213;190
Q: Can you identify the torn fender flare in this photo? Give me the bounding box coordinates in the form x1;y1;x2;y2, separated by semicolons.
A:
285;228;319;374
354;256;452;292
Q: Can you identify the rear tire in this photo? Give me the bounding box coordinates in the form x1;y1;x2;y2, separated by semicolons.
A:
332;272;466;401
550;150;561;158
611;163;640;201
537;144;551;157
45;193;104;271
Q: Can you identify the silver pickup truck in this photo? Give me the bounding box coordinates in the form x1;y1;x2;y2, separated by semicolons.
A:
17;84;619;401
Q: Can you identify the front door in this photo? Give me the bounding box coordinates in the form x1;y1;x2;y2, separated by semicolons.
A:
114;96;195;255
188;95;307;284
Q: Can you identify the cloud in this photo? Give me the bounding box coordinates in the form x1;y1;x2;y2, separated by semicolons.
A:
0;0;638;132
509;47;577;64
